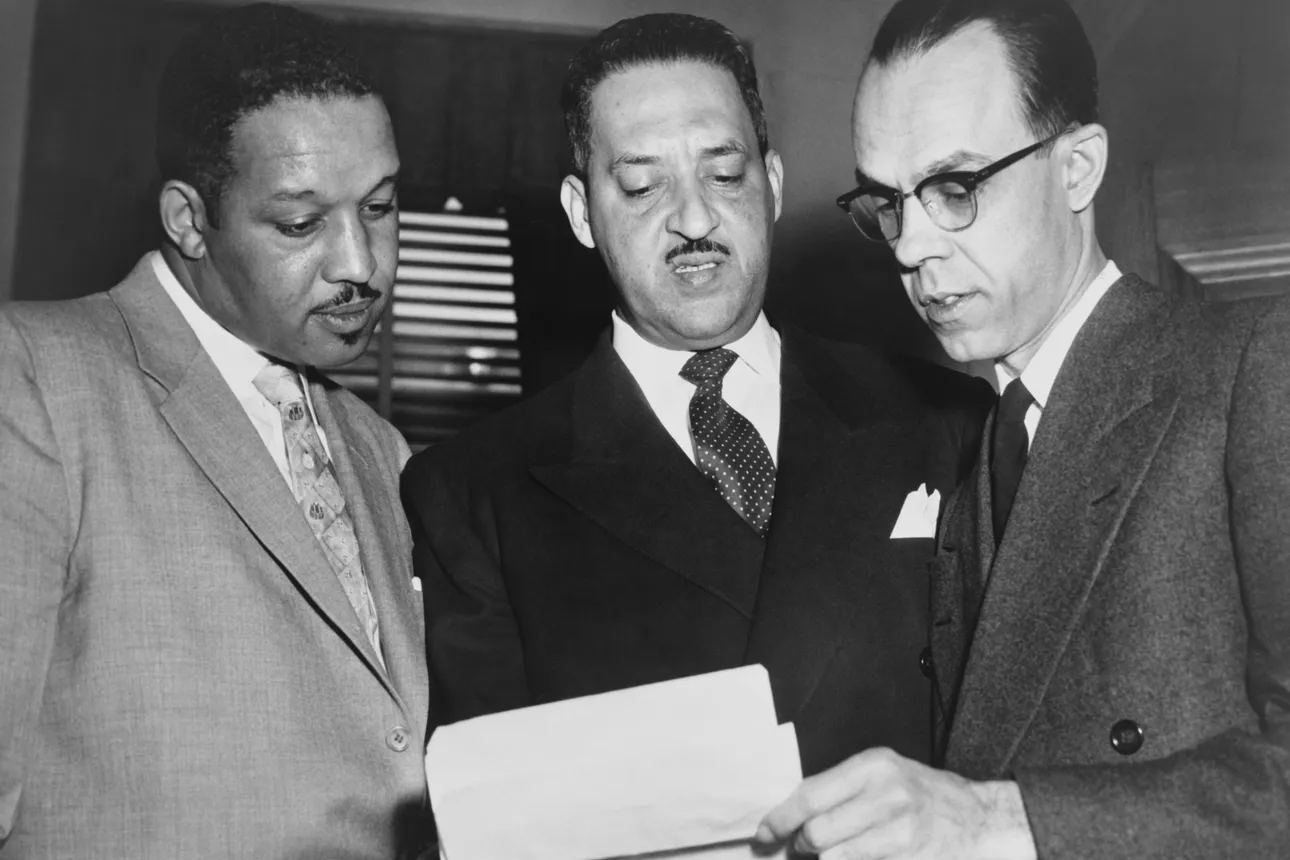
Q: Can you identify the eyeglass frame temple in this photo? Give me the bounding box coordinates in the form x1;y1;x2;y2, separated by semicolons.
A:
833;128;1071;237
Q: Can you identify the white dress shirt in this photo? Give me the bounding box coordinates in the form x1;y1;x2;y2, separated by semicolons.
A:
611;310;782;465
995;260;1122;450
151;251;331;492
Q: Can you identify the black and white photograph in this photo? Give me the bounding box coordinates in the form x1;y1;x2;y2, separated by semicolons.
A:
0;0;1287;857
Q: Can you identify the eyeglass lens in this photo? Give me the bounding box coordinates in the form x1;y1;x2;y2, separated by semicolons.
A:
849;178;978;241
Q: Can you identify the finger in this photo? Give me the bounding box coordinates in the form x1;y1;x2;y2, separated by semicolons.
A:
794;786;898;857
756;748;892;843
819;815;922;860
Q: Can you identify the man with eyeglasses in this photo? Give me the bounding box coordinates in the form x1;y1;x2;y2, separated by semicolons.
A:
757;0;1290;858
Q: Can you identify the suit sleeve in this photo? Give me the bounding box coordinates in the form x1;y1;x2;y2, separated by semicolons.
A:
401;457;530;725
1013;301;1290;859
0;313;69;840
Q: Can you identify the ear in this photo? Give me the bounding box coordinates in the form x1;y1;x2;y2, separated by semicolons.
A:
159;180;211;260
1063;123;1107;213
559;175;596;249
764;149;784;222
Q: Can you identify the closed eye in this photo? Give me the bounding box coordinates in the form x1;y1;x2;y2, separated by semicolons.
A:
275;218;321;238
362;200;397;219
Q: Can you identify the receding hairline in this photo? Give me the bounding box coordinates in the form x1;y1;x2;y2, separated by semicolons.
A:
853;21;1027;132
860;19;1013;86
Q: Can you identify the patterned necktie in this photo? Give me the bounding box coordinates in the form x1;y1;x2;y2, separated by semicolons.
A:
679;348;777;536
990;377;1035;547
253;363;384;663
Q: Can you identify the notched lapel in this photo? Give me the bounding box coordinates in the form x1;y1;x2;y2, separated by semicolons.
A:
529;340;763;618
530;460;764;617
1086;380;1178;513
744;332;921;722
947;281;1180;777
157;358;389;675
1078;377;1180;607
113;270;400;690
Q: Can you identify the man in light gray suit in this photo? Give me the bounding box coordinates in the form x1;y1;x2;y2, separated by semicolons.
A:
0;5;429;857
758;0;1290;857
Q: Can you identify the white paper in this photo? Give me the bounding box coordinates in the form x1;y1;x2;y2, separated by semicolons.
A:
426;665;800;860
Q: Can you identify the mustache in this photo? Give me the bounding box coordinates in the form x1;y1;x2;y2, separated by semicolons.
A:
665;238;731;263
314;281;382;312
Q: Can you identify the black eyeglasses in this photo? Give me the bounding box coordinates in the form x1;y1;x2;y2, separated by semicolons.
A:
835;129;1068;242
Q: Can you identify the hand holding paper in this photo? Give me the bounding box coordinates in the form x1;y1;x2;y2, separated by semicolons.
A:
425;665;801;860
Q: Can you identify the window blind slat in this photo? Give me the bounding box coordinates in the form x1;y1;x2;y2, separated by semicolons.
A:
326;209;524;448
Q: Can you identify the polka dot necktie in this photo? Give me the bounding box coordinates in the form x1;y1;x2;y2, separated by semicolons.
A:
990;377;1035;547
253;363;384;664
680;348;777;536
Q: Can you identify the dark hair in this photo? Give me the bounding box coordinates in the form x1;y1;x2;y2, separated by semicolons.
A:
561;13;768;177
156;2;377;227
869;0;1098;143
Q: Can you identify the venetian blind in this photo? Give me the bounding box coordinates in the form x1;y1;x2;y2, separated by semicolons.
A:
327;209;523;450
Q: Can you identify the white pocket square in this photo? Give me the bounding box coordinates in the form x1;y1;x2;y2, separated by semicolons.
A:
890;483;940;539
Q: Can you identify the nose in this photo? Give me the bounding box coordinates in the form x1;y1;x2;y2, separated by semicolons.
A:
323;212;378;285
891;194;947;271
665;175;720;240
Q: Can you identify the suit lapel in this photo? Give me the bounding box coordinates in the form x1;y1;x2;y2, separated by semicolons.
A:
111;264;396;690
530;334;765;618
744;330;921;721
946;277;1180;776
312;379;420;715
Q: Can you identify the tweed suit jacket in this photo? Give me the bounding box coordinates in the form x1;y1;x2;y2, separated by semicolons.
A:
930;275;1290;858
403;325;990;776
0;256;431;859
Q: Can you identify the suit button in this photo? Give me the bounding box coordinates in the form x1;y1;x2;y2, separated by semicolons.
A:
1109;719;1143;755
387;726;410;752
919;647;934;679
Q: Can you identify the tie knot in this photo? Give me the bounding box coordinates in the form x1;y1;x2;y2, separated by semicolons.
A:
997;378;1034;424
253;362;306;408
679;347;739;385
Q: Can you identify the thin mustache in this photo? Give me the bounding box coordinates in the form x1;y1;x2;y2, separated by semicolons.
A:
315;281;381;312
665;239;732;263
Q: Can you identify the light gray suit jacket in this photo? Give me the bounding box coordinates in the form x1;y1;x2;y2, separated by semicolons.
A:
0;256;431;858
930;274;1290;858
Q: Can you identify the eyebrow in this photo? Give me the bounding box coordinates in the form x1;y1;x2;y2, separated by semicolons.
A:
914;150;990;182
700;141;748;160
609;154;659;172
608;141;749;173
266;172;400;203
855;149;992;191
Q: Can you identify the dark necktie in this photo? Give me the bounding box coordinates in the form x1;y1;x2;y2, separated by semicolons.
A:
990;378;1035;547
679;348;777;536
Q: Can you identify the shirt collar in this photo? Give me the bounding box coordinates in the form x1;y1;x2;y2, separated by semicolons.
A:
995;260;1121;408
150;250;274;392
611;309;781;385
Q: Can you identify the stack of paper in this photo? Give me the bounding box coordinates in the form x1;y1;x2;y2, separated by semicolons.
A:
425;665;800;860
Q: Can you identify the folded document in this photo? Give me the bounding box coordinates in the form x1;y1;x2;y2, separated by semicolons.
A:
425;665;801;860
